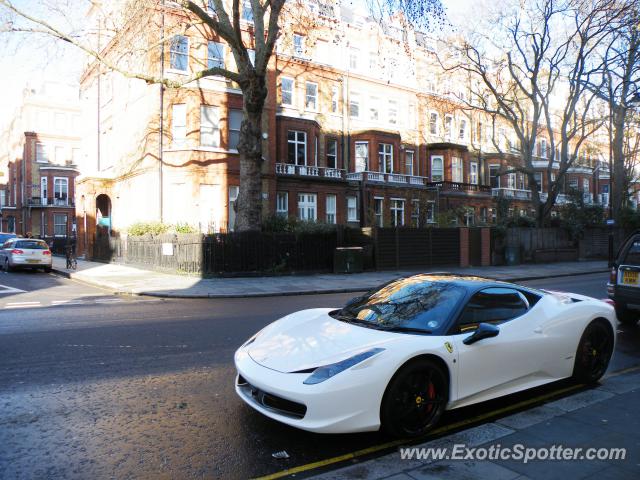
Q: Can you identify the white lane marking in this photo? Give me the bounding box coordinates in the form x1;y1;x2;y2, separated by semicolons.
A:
0;284;27;294
6;301;41;305
5;304;41;309
94;298;125;304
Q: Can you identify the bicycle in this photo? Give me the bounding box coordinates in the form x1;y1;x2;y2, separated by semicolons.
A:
65;247;77;270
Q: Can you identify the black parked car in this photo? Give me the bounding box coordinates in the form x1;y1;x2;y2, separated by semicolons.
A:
608;230;640;324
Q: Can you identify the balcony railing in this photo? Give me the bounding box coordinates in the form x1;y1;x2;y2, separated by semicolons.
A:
429;181;492;194
345;170;430;186
276;163;345;180
492;188;532;200
27;197;73;207
539;192;569;205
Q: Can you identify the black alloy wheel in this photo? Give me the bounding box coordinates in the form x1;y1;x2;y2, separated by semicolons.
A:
573;320;614;384
380;358;448;438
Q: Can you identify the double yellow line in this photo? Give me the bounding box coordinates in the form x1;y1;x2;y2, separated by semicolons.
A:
255;365;640;480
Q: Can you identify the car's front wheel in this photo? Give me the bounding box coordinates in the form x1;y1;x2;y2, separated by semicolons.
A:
615;305;639;325
573;320;614;384
380;358;448;438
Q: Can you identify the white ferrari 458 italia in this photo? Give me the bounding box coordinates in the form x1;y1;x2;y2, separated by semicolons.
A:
234;274;616;437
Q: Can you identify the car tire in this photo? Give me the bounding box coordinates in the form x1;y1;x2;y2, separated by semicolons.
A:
43;267;52;273
572;320;614;384
5;260;13;273
380;358;448;438
615;305;638;325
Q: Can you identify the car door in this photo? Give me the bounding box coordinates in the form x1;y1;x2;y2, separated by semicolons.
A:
0;239;11;263
452;287;547;405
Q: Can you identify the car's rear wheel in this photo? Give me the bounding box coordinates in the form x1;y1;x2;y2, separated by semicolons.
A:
5;259;13;273
380;358;448;438
615;305;639;325
573;320;614;384
43;266;52;273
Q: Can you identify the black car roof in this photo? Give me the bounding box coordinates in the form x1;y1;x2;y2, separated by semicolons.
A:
397;273;536;293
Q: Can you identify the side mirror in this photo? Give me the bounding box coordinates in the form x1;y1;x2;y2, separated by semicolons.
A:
463;322;500;345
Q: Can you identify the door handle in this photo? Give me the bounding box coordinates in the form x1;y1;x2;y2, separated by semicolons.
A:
533;327;543;334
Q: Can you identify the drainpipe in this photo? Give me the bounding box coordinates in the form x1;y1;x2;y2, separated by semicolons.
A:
158;0;166;223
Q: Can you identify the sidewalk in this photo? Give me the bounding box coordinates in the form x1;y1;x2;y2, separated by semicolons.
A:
309;367;640;480
51;256;609;298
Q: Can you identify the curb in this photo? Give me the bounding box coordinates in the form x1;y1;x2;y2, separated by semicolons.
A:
52;267;610;299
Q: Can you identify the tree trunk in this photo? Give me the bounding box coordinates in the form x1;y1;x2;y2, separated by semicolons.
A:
234;73;268;232
612;105;627;220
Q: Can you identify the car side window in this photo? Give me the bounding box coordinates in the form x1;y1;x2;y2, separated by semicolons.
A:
623;237;640;264
456;287;529;333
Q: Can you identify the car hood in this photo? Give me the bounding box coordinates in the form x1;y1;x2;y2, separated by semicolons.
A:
247;308;396;373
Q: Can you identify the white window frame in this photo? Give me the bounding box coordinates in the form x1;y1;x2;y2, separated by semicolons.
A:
287;130;307;165
429;111;439;135
349;93;360;118
326;194;337;224
169;35;189;72
293;34;305;58
374;197;384;227
347;195;358;222
172;104;187;148
53;177;69;206
427;201;436;224
378;143;393;174
207;41;225;70
228;186;239;231
297;193;317;221
40;176;48;205
405;150;415;176
200;105;220;148
276;191;288;217
349;47;359;70
330;85;339;113
36;143;49;163
281;77;294;106
431;155;444;182
489;164;501;188
458;119;467;140
305;81;318;111
228;109;242;150
444;115;453;140
388;100;398;125
470;161;478;185
369;96;380;121
390;199;405;227
452;157;463;183
241;0;254;23
411;199;420;227
533;172;543;191
540;138;547;158
582;178;590;193
54;213;68;237
326;139;338;169
354;141;368;172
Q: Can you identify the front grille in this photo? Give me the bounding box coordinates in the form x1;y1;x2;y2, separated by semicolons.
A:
237;375;306;419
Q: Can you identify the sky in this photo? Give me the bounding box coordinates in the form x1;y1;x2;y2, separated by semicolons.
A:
0;0;481;130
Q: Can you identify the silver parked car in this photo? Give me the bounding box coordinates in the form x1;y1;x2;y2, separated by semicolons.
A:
0;238;52;272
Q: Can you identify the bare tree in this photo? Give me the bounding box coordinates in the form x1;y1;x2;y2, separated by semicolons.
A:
590;4;640;218
391;0;621;225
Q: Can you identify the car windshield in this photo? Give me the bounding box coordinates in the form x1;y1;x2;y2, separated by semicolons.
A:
15;240;48;250
332;276;467;334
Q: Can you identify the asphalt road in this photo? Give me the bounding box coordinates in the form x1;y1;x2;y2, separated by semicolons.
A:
0;270;638;479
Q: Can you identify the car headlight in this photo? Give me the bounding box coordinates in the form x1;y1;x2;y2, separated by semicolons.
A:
302;348;385;385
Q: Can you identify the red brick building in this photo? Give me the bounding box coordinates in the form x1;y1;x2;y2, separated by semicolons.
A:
0;83;81;238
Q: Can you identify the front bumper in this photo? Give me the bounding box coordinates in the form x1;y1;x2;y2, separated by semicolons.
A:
234;350;387;434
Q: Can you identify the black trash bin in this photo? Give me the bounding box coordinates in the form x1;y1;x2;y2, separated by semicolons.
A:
334;247;364;273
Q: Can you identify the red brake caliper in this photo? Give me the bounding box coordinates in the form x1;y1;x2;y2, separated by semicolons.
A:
426;382;435;413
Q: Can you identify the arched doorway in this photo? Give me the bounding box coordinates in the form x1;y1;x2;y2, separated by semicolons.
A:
95;194;112;237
